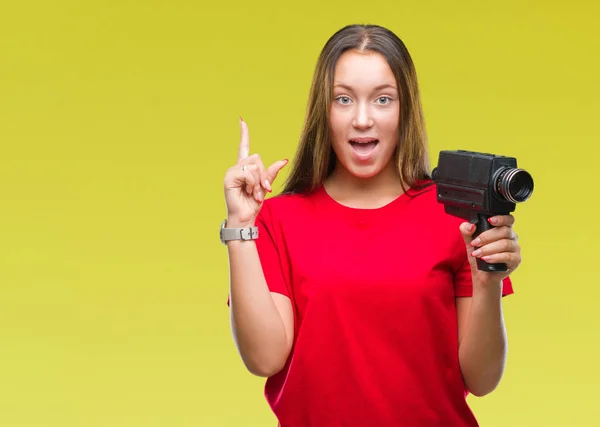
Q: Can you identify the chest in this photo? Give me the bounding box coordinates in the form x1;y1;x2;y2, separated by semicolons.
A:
284;212;460;316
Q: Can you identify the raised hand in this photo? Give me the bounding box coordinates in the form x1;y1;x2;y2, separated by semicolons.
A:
223;118;288;227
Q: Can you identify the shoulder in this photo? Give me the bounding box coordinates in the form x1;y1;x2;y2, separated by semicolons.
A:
405;179;437;199
262;189;318;213
256;188;321;226
404;179;466;229
406;180;469;267
404;179;442;211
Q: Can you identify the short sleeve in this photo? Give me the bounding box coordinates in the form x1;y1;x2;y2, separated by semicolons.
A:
226;200;290;307
254;201;290;298
454;256;514;298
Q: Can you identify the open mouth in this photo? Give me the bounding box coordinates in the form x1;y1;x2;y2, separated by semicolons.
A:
349;138;379;156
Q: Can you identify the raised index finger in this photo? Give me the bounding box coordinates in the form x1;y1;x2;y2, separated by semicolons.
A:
238;117;250;162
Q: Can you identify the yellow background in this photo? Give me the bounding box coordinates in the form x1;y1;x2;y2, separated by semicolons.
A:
1;0;598;426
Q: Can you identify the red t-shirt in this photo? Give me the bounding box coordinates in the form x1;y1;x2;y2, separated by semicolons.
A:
248;180;513;426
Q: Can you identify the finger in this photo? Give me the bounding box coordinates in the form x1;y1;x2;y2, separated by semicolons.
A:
245;154;272;193
460;222;476;236
458;223;478;260
480;252;521;270
247;168;263;202
470;238;520;258
487;214;515;227
238;117;250;162
266;159;290;183
239;165;258;192
254;184;264;203
262;174;272;193
470;225;516;247
245;166;263;202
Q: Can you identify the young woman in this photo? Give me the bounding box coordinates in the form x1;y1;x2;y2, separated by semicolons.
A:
221;24;520;427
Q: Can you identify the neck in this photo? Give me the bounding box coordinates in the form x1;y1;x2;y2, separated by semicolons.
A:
324;161;405;209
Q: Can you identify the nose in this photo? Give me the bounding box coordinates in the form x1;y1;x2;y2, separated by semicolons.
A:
352;103;373;129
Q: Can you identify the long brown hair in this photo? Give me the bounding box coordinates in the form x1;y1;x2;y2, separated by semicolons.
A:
281;24;432;195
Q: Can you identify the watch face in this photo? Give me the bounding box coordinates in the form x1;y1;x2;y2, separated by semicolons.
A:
220;220;226;244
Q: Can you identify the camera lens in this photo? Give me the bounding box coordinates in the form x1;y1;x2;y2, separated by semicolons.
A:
495;168;534;203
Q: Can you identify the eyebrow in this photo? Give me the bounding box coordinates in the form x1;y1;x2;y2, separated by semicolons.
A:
333;83;397;91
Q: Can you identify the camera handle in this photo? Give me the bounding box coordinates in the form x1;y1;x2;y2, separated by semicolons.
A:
473;213;509;272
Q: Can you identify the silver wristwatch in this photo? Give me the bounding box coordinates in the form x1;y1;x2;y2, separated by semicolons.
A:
220;220;259;245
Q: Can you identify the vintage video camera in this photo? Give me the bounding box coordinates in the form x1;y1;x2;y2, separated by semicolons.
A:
431;150;534;272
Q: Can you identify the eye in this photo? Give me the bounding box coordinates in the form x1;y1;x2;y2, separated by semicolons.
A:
335;96;352;105
376;96;393;105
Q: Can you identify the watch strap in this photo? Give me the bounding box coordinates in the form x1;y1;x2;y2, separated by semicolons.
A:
220;220;259;244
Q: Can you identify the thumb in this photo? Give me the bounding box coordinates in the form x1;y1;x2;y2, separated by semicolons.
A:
460;222;477;252
460;222;479;271
266;159;289;183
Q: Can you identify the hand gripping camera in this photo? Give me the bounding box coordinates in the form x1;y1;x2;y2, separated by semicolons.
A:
431;150;534;273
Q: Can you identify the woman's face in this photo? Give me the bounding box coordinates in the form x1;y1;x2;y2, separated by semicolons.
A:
329;49;400;179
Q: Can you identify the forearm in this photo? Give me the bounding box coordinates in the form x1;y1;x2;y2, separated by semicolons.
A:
458;282;507;396
227;238;290;377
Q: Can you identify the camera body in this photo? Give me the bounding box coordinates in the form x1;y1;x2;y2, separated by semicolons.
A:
431;150;534;272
